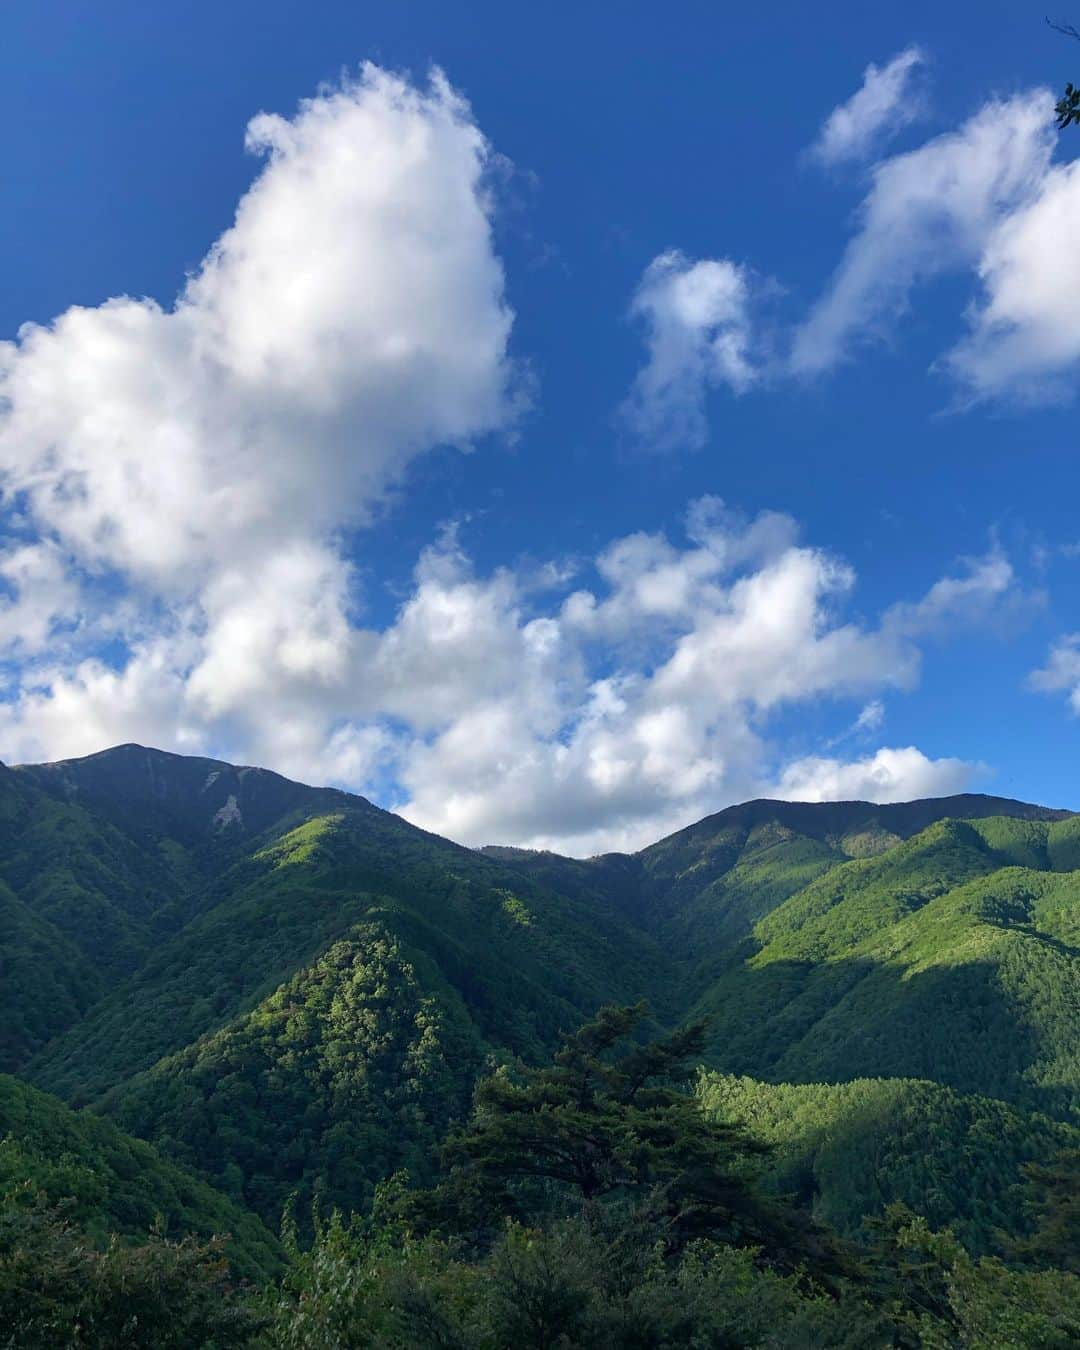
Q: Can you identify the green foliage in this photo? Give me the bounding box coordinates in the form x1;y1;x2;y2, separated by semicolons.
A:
689;825;1080;1120
102;923;486;1230
410;1004;842;1281
29;789;675;1109
256;815;344;871
1057;81;1080;130
0;765;199;1070
0;1183;264;1348
1008;1148;1080;1273
254;1016;1078;1347
871;1205;1080;1348
6;748;1080;1341
698;1072;1080;1255
0;1073;280;1280
261;1212;880;1349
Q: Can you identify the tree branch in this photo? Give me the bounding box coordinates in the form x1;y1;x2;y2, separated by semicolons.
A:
1048;16;1080;41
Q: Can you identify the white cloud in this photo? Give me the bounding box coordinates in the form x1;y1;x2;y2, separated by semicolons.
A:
791;90;1055;376
621;252;759;450
633;82;1076;423
390;510;1005;851
0;64;1020;855
0;542;83;656
810;46;925;166
882;552;1027;637
0;498;1009;854
620;76;1080;446
0;55;518;744
801;76;1080;401
393;516;897;851
853;700;885;734
0;63;518;771
3;636;206;764
774;745;980;804
1028;635;1080;714
945;156;1080;400
0;66;516;588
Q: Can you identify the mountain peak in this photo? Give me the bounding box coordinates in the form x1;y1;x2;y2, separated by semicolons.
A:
13;742;367;843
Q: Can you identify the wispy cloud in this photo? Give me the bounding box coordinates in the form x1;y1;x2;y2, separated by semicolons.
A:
792;91;1055;376
1029;635;1080;714
623;66;1078;443
810;46;926;167
620;252;760;451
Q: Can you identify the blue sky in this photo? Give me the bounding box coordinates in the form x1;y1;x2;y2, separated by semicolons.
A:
2;0;1080;852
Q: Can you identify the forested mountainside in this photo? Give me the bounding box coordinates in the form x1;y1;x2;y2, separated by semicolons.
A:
698;1072;1080;1256
0;1073;280;1281
2;743;1080;1344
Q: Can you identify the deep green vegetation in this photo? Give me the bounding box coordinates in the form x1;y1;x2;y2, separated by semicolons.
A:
0;1184;265;1349
0;1073;280;1279
3;743;1080;1342
28;788;675;1111
698;1073;1080;1255
690;818;1080;1121
102;922;488;1228
10;1005;1066;1348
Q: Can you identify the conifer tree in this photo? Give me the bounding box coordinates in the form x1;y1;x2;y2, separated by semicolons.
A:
411;1002;843;1276
1011;1149;1080;1274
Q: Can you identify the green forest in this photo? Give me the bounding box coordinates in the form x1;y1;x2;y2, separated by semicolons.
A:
2;744;1080;1345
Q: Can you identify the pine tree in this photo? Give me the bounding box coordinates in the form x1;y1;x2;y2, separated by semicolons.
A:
1011;1149;1080;1274
409;1002;843;1276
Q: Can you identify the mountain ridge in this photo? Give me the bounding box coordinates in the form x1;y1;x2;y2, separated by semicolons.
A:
12;741;1072;857
4;740;1080;1244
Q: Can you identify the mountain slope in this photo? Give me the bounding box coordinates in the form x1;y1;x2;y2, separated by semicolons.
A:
0;1073;280;1279
0;760;204;1068
98;919;488;1226
483;802;1080;1126
491;792;1072;953
28;796;676;1107
698;1072;1080;1255
14;742;355;844
693;819;1080;1120
13;748;681;1225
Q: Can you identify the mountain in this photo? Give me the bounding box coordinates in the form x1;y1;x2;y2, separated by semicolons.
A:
15;742;355;844
486;791;1073;951
3;742;1079;1246
690;815;1080;1120
12;746;677;1225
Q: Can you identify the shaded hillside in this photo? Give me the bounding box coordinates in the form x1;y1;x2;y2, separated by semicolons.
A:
16;742;358;845
0;745;379;1071
0;1073;280;1280
0;761;199;1067
14;750;678;1225
699;1071;1080;1255
484;805;1080;1127
99;919;488;1226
